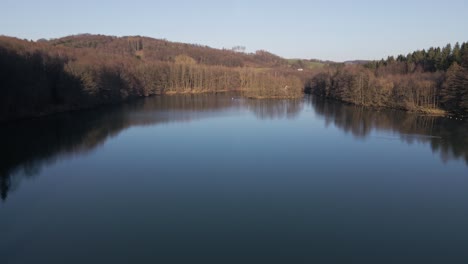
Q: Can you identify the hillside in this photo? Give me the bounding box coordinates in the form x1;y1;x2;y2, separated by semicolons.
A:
46;34;289;68
306;42;468;116
0;34;307;122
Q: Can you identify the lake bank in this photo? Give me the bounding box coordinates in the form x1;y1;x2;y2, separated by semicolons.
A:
304;91;466;120
1;87;305;123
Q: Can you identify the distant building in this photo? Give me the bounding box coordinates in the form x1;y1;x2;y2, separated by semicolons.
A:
297;68;304;72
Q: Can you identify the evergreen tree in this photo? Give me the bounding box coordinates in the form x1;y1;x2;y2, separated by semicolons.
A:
438;44;451;70
451;42;461;65
441;62;468;113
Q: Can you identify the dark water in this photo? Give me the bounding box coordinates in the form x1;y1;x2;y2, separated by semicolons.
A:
1;94;468;264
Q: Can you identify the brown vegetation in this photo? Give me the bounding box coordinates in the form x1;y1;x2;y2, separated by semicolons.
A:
3;34;467;121
0;35;307;122
306;42;468;115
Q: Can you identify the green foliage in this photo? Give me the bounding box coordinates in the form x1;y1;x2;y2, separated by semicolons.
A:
288;59;325;70
365;41;468;74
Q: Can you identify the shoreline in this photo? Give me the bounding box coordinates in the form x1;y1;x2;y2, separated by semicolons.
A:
304;94;468;120
0;89;300;124
4;91;465;124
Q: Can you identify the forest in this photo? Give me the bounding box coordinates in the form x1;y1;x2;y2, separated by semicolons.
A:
2;34;468;122
306;42;468;116
0;34;305;122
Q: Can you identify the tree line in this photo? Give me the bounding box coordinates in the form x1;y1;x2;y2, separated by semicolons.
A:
0;35;303;121
306;42;468;115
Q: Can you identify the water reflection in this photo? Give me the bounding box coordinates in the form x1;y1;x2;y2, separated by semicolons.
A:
1;94;467;202
308;95;468;164
0;94;302;201
245;98;303;120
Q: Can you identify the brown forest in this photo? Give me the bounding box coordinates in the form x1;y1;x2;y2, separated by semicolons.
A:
306;42;468;116
2;34;468;122
0;34;305;121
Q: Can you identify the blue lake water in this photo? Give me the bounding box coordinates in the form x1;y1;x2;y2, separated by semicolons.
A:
1;94;467;263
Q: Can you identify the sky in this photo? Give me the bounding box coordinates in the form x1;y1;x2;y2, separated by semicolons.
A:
1;0;467;61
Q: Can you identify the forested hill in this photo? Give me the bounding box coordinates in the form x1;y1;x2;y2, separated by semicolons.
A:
0;34;307;122
3;33;466;122
306;42;468;115
45;34;288;68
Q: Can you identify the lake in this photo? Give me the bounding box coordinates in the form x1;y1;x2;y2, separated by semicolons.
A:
1;93;468;263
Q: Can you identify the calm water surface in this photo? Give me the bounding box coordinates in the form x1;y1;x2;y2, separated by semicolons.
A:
1;94;468;263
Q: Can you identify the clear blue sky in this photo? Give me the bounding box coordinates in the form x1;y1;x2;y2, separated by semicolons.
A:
1;0;467;61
